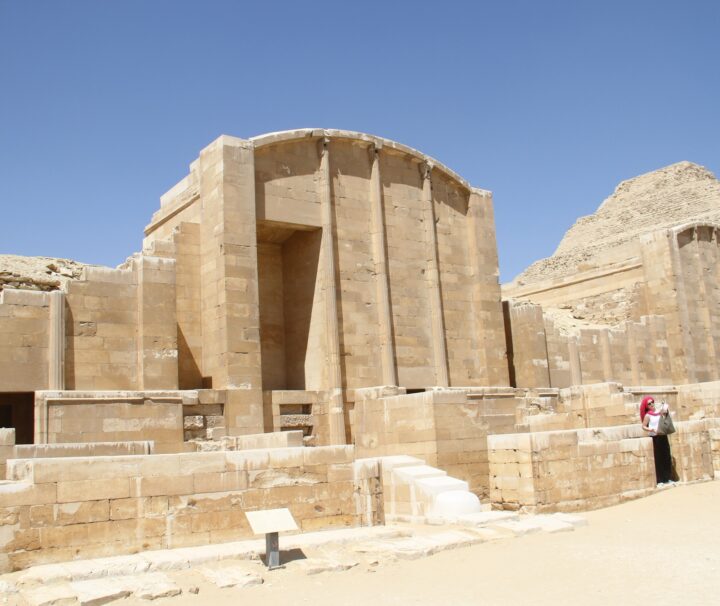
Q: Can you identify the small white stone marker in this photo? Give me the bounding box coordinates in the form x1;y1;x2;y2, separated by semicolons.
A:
245;508;298;570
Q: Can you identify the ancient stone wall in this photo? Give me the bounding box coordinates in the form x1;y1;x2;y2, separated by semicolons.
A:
0;289;50;392
0;428;151;483
675;380;720;420
61;257;178;392
505;299;676;389
134;130;510;440
34;392;186;454
488;419;719;512
0;445;362;572
331;140;383;391
504;164;720;393
503;162;720;392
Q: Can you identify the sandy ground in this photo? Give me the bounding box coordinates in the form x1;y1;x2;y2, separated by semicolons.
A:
108;480;718;606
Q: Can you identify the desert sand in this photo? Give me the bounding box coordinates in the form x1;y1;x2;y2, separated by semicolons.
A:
110;480;718;606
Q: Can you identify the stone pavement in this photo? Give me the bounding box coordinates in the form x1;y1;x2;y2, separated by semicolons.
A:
0;512;586;606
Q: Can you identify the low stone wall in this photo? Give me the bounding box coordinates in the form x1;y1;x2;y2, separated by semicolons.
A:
34;391;187;453
0;427;152;480
190;430;304;451
488;419;719;512
518;382;720;433
0;445;363;572
676;381;720;420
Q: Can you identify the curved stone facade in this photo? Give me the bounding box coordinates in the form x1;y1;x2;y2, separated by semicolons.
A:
0;130;510;444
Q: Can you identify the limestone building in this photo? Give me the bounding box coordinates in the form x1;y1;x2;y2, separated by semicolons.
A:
0;129;509;447
1;131;720;573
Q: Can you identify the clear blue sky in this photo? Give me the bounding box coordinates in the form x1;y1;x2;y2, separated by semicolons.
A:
1;1;718;282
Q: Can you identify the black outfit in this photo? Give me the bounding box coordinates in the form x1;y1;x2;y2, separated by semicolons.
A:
651;434;673;484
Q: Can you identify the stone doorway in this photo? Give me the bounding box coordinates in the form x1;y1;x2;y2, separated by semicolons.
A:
0;392;34;444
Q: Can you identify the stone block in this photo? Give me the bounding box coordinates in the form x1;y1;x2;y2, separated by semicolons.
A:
56;478;130;504
183;415;204;430
133;475;194;497
0;428;15;446
20;584;76;606
0;482;56;507
31;457;142;484
193;471;248;493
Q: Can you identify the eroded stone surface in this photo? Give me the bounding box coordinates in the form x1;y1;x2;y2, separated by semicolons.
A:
199;566;263;589
20;584;76;606
0;255;88;292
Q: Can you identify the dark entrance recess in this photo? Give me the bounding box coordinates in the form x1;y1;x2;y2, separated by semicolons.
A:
0;392;34;444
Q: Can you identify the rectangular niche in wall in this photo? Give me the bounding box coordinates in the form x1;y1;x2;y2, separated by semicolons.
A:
257;221;321;391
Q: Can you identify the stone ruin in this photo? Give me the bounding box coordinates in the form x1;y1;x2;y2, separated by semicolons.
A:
0;129;719;573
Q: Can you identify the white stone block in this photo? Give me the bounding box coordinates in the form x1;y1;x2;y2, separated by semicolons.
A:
392;465;446;484
428;490;482;517
377;455;425;472
414;475;468;497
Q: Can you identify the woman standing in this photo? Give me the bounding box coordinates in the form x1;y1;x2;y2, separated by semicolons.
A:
640;396;673;485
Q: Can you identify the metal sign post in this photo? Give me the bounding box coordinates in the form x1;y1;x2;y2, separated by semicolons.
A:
265;531;280;569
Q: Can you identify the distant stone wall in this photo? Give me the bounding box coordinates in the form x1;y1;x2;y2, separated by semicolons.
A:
0;445;362;572
505;300;675;389
488;419;719;512
504;222;720;390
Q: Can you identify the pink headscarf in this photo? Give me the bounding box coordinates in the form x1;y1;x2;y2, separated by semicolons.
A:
640;396;658;422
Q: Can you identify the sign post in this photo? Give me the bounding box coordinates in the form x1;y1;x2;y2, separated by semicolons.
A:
245;508;299;570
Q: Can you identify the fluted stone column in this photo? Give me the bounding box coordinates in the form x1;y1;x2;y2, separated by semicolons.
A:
420;163;449;387
693;227;718;380
48;291;65;390
599;328;613;381
668;230;697;384
710;227;720;379
318;137;346;444
369;143;397;386
568;337;582;386
627;321;641;385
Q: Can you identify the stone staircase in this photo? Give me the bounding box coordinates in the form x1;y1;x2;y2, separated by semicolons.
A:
376;455;487;523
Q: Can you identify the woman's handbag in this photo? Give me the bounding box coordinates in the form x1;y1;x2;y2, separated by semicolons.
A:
658;413;676;435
